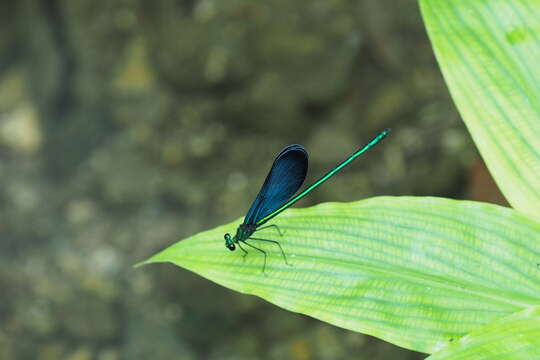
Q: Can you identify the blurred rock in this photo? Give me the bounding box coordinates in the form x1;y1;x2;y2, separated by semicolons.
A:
61;293;118;340
97;348;120;360
64;347;93;360
38;343;66;360
0;103;42;154
113;38;155;93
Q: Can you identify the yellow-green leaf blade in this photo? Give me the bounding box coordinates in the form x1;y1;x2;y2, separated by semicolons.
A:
420;0;540;220
427;306;540;359
141;197;540;353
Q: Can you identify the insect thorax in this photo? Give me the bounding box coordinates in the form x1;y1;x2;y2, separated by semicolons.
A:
236;224;256;241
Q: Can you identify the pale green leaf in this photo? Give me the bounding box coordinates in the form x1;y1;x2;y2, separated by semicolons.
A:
420;0;540;220
140;197;540;354
427;306;540;359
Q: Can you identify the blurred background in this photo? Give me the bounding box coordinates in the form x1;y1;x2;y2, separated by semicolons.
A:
0;1;508;359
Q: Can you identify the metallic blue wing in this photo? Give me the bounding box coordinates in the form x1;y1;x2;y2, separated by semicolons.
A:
243;144;308;225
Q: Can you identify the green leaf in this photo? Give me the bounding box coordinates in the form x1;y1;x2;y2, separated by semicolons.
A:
427;306;540;359
140;197;540;354
420;0;540;220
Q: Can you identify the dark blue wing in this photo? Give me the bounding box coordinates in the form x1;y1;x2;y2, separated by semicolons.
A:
243;144;308;225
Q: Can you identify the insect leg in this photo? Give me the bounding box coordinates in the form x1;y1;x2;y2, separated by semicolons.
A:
237;241;248;261
248;237;290;266
255;224;285;237
241;240;267;274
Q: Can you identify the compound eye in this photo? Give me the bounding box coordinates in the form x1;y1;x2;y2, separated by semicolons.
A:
224;233;230;240
227;243;236;251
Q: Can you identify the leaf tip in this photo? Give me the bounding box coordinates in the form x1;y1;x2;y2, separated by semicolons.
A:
133;254;165;269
